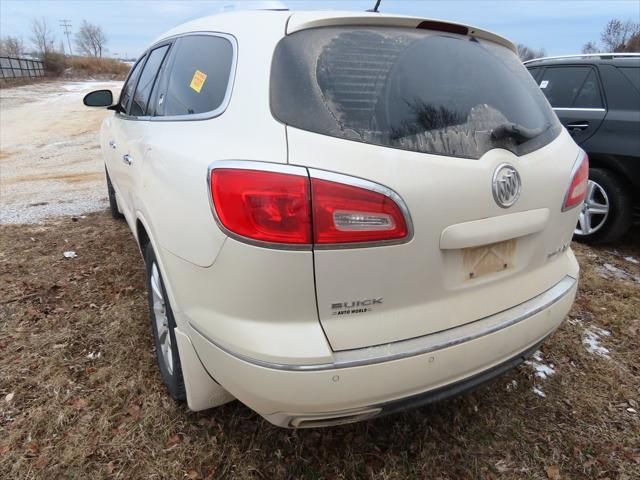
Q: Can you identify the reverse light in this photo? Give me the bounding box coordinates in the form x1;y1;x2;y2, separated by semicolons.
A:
311;178;408;244
209;164;411;248
562;152;589;211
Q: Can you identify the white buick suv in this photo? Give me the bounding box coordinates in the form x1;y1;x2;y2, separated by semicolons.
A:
84;10;587;428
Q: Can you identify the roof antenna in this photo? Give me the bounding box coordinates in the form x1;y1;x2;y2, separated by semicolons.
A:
367;0;382;13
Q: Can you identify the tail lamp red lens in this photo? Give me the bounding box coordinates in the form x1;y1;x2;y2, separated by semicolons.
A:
210;168;409;247
562;153;589;211
311;178;408;244
210;169;312;244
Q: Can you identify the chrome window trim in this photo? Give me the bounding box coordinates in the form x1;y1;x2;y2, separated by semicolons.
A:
139;31;238;123
205;160;414;251
307;168;414;250
206;160;313;251
190;274;577;371
561;150;588;212
553;107;606;112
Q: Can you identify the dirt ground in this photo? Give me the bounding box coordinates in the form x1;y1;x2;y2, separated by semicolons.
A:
0;82;639;479
0;80;121;224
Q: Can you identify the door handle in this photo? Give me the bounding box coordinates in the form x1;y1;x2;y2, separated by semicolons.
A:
108;140;117;149
122;154;133;165
566;122;589;130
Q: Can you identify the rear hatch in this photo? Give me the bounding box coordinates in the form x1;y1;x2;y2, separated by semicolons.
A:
271;16;579;351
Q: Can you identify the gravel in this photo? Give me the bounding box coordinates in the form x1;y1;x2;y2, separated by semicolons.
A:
0;80;122;224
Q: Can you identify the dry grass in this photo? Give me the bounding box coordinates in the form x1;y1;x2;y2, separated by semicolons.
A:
0;213;638;479
67;57;130;78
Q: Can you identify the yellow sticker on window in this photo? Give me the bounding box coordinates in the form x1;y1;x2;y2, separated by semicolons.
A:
190;70;207;93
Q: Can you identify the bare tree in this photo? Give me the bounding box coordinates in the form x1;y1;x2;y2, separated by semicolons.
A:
600;19;640;52
30;18;56;56
0;36;25;56
628;33;640;52
75;20;107;57
581;41;600;54
517;43;546;62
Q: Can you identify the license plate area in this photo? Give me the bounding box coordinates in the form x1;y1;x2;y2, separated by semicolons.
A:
462;239;517;280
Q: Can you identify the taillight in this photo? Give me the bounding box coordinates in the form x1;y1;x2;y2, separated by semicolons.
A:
210;169;312;245
562;152;589;211
209;164;411;248
311;178;408;245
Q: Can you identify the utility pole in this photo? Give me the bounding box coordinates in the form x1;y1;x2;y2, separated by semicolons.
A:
59;19;73;55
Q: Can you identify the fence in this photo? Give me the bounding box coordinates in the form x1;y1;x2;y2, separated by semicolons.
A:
0;56;45;80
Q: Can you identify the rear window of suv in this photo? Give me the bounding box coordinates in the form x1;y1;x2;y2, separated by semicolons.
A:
271;27;560;159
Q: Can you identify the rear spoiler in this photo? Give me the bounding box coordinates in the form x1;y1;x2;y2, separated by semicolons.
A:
286;12;516;53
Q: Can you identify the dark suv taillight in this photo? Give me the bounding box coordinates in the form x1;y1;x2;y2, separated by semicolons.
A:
209;164;411;248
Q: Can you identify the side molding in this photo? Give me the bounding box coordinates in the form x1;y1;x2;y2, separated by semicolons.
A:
174;328;235;411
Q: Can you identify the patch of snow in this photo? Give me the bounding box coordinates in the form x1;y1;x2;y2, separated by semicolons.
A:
583;329;610;358
533;387;546;398
526;350;556;380
591;326;611;337
86;351;101;360
63;251;77;259
596;263;640;283
624;256;639;265
506;379;518;392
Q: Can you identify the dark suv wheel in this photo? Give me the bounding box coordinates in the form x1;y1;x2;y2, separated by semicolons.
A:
574;168;633;244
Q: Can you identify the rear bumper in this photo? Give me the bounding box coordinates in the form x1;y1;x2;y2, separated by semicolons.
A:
188;272;578;427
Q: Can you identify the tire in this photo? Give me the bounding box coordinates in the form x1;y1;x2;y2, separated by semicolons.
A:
144;244;186;401
105;167;124;219
574;168;633;244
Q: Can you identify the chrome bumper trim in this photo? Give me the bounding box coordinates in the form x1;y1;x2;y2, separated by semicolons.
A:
190;275;577;372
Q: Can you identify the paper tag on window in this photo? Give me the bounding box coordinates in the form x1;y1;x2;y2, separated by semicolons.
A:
540;80;549;89
190;70;208;93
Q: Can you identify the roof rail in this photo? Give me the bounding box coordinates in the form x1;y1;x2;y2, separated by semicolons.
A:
524;52;640;64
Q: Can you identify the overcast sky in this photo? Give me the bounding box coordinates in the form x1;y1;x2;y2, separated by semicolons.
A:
1;0;638;58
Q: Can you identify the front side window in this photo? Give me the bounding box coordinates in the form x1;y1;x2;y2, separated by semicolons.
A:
130;44;170;117
271;27;560;159
159;35;234;117
119;57;145;113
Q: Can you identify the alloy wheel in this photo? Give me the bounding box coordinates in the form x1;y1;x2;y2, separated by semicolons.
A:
574;179;609;236
150;262;173;374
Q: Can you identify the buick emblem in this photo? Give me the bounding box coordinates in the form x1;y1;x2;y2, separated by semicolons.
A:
492;163;521;208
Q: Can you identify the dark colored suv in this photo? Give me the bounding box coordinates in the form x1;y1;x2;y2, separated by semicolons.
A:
525;54;640;243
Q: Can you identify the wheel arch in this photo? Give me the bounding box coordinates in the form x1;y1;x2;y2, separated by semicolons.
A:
135;213;182;317
136;212;233;410
587;153;638;193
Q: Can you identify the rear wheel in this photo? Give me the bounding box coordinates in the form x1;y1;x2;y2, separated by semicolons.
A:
105;168;124;219
574;168;632;244
145;244;186;401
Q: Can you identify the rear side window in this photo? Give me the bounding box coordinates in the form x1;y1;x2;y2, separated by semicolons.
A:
119;57;145;112
271;27;559;159
572;70;603;108
538;66;602;108
130;44;170;116
159;35;234;117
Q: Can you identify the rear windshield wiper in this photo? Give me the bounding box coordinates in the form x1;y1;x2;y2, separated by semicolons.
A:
491;122;550;144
